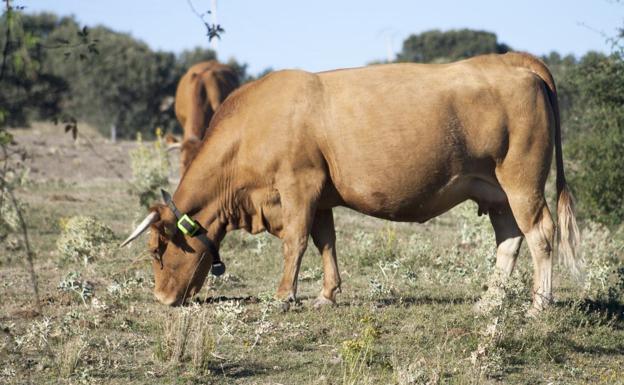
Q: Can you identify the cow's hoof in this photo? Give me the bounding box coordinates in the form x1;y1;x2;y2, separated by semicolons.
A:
313;295;336;309
277;293;297;312
526;301;550;318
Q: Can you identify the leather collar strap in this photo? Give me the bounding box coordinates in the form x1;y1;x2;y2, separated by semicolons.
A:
160;189;225;276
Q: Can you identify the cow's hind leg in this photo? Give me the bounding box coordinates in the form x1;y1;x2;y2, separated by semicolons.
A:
490;205;523;276
496;175;555;312
311;209;341;308
475;204;524;312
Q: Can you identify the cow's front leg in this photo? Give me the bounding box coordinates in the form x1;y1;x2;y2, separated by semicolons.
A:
276;231;309;305
311;209;341;308
274;169;325;309
275;201;315;308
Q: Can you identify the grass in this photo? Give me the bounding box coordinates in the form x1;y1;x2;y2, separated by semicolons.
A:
1;139;623;384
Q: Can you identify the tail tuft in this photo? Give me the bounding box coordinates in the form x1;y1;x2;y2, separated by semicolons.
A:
557;185;583;278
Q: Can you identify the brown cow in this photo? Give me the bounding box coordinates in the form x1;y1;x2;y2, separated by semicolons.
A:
122;52;581;312
169;60;239;173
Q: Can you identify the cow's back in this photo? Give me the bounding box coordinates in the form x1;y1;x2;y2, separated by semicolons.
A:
312;58;549;220
202;57;551;221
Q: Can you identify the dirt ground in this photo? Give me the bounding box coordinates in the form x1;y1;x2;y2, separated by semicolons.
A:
10;122;146;182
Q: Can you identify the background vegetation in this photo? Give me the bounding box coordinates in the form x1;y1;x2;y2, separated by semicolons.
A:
0;12;254;138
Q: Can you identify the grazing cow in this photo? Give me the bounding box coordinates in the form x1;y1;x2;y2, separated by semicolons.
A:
168;60;239;173
122;52;580;312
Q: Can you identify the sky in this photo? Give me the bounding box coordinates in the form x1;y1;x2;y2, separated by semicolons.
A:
23;0;624;74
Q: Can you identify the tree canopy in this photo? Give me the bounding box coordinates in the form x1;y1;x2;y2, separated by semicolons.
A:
396;29;510;63
0;12;251;138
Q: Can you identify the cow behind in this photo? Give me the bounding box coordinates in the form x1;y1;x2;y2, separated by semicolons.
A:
170;60;239;173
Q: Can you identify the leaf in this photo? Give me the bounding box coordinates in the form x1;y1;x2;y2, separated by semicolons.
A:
88;44;99;55
78;26;89;38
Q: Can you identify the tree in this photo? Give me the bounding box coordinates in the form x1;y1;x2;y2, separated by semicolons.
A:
1;12;258;138
541;51;577;128
44;21;179;138
566;52;624;225
396;29;510;63
0;11;69;127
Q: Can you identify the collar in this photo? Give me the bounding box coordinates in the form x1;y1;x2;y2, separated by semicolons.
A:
161;189;225;276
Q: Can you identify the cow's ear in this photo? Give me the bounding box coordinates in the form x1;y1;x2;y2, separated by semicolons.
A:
149;203;177;239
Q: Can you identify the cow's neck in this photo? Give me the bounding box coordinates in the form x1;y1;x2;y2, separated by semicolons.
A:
172;137;244;233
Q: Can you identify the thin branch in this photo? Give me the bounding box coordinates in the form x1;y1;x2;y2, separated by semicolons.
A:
186;0;204;20
186;0;224;42
0;0;42;315
0;147;41;314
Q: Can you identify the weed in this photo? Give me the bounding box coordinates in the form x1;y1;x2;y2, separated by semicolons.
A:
300;266;323;282
58;271;95;306
106;273;147;300
154;305;215;374
128;129;170;208
368;277;393;300
471;271;530;379
393;357;440;385
56;216;116;265
0;192;26;235
340;315;381;385
581;222;624;302
57;335;89;377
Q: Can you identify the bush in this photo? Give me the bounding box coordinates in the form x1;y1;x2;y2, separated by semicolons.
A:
564;53;624;225
128;129;170;208
568;105;624;225
580;222;624;303
56;216;115;265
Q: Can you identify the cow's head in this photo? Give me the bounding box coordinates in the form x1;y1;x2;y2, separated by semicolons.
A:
120;191;225;305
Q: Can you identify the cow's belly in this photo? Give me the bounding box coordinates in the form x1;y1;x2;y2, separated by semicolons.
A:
333;172;507;223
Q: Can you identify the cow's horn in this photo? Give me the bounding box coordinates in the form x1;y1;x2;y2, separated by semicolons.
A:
120;211;159;247
166;143;182;152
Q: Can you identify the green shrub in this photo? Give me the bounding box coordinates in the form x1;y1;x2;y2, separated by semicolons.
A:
128;130;170;208
580;222;624;303
566;53;624;225
56;216;115;265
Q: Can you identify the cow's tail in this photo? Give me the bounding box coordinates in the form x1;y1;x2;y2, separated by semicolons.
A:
502;52;583;278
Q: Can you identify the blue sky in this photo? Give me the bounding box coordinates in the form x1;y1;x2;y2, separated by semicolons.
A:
24;0;623;74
